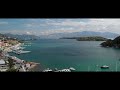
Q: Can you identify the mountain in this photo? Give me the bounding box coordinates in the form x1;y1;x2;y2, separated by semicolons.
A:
3;33;40;40
76;31;119;39
2;31;119;39
41;31;119;39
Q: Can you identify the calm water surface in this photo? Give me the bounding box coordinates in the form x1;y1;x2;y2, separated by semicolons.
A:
10;39;120;71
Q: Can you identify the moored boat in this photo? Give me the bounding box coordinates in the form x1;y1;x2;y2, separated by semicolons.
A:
101;65;109;69
43;68;53;72
69;67;76;71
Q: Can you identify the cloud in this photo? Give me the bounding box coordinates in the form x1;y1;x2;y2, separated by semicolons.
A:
0;22;8;25
38;27;81;35
1;19;120;36
47;19;120;27
26;31;32;35
46;19;120;33
8;19;120;35
25;23;47;27
46;19;84;26
85;19;120;33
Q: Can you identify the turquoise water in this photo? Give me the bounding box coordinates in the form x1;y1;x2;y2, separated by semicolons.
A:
9;39;120;71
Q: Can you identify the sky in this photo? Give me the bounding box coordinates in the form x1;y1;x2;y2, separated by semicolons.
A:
0;19;120;36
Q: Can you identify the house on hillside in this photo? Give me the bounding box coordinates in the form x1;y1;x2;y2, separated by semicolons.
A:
0;59;8;71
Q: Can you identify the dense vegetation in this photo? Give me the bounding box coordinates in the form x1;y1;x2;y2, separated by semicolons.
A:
100;36;120;48
60;36;108;41
76;36;107;41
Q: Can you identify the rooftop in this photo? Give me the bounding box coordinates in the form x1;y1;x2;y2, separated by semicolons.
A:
0;59;5;65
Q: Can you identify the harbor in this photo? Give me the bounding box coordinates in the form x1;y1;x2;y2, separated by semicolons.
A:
43;67;76;72
12;50;31;55
1;35;120;72
0;37;41;72
6;39;120;72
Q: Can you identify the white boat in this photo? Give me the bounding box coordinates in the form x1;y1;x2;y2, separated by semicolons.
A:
60;69;71;72
56;69;71;72
43;67;75;72
43;68;53;72
101;65;109;69
18;50;31;54
13;50;31;54
69;67;76;71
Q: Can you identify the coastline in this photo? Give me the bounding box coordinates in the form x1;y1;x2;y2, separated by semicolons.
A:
27;62;40;71
4;41;42;72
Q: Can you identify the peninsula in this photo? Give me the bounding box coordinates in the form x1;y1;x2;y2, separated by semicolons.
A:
100;36;120;48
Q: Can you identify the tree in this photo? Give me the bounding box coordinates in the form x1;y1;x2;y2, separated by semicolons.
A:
7;57;18;72
8;57;14;69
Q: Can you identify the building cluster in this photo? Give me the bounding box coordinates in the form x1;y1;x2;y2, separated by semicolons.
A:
0;36;32;72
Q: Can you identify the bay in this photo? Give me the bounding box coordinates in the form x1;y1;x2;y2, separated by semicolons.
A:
9;39;120;71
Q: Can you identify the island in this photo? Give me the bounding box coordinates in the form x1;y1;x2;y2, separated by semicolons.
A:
60;36;108;41
100;36;120;48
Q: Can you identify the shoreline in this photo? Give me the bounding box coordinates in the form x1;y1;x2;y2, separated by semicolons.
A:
27;62;40;71
5;41;41;72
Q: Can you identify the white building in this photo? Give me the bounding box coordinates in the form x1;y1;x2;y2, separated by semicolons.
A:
26;63;30;68
0;59;8;71
0;59;5;65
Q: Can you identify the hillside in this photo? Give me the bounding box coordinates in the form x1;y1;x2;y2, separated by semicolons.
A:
100;36;120;48
3;33;40;40
76;36;107;41
61;36;107;41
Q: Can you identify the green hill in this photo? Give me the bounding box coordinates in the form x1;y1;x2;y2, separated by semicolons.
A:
61;36;108;41
76;36;107;41
100;36;120;48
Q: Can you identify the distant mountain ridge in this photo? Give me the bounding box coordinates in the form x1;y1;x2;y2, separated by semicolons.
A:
1;31;120;39
3;33;40;40
40;31;120;39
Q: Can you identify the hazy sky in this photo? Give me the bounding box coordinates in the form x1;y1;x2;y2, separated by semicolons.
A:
0;19;120;35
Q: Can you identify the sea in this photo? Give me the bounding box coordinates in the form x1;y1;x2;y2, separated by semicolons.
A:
9;39;120;72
